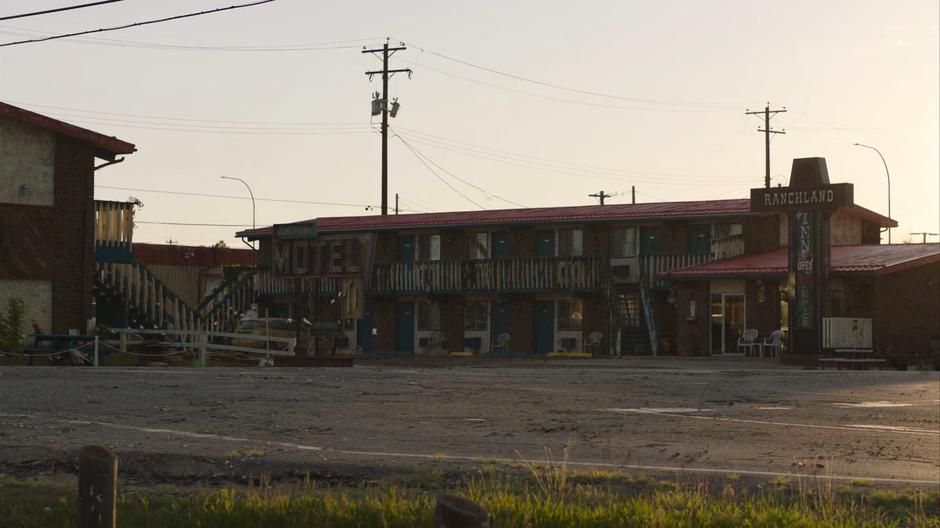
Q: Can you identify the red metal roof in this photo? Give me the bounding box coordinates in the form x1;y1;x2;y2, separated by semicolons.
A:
238;199;895;239
0;101;135;160
662;243;940;280
133;243;256;268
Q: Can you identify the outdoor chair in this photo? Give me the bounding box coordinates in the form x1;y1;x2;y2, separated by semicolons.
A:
427;331;448;356
491;333;510;354
737;328;759;356
584;331;603;355
760;329;786;358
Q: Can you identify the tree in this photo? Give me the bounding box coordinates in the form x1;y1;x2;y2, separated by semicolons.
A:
211;240;228;249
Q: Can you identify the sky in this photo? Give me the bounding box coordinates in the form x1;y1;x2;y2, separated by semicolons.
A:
1;0;937;246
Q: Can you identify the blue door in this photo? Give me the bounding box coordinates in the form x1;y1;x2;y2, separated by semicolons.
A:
395;302;415;354
640;227;662;255
398;235;416;262
536;230;555;257
356;301;373;353
535;301;554;355
492;232;510;259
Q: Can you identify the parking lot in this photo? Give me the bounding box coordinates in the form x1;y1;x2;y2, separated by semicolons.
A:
1;358;937;488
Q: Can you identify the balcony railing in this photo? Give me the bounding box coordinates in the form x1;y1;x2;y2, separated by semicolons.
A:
94;200;135;248
640;253;712;289
370;256;606;294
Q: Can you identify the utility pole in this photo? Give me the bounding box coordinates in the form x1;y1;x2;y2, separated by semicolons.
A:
394;193;399;215
363;39;411;216
746;103;786;188
631;186;635;204
911;232;939;244
589;190;615;205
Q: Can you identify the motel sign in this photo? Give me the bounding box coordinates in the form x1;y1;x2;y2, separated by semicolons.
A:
750;157;854;359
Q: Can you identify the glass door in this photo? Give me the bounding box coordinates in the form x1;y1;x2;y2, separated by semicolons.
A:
710;293;746;355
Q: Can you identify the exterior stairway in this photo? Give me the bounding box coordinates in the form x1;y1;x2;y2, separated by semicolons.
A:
93;200;257;333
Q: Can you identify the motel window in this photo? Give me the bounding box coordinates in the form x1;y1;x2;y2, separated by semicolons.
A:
611;227;636;258
558;299;583;331
558;228;583;257
416;300;440;331
417;234;440;261
468;232;489;260
464;301;488;331
713;223;743;240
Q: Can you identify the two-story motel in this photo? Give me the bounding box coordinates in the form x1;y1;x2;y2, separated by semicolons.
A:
235;196;927;360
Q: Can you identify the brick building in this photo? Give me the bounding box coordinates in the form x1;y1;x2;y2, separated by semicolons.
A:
237;198;893;357
0;102;135;334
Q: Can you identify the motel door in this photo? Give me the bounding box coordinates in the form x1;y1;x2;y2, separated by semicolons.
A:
535;301;555;355
492;232;510;259
710;293;746;354
640;227;662;255
536;230;555;258
356;301;373;353
398;235;416;262
492;302;509;349
395;302;415;354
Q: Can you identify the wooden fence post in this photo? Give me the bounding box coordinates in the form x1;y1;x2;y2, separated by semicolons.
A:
435;494;488;528
78;445;117;528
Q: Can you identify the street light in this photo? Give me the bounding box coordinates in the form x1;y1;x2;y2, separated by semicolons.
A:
853;143;892;244
220;176;256;248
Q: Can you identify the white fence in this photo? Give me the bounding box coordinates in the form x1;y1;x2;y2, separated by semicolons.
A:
823;317;873;349
111;328;296;366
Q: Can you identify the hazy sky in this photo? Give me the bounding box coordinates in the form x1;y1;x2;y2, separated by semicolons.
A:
2;0;937;246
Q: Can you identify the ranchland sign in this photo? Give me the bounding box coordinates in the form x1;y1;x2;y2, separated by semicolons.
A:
273;234;375;277
750;183;853;213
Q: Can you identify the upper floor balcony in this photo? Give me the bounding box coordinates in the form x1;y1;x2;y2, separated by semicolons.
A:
371;256;607;294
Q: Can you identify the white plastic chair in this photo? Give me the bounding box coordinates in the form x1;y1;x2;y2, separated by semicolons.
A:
760;330;785;358
737;328;759;355
491;333;510;354
584;331;603;355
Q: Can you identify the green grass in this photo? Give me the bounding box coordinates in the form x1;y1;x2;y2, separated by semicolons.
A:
1;473;937;528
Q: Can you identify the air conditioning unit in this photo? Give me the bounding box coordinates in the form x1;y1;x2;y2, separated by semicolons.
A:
610;257;639;283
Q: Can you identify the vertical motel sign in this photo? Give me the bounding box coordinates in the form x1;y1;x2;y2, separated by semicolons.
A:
750;158;854;358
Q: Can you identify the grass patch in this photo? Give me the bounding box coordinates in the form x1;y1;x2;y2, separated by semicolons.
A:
2;473;937;528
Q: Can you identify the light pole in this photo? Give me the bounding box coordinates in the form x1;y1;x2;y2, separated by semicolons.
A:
853;143;891;244
220;176;255;248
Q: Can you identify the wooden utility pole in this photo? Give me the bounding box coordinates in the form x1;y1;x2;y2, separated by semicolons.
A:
395;192;399;215
746;103;786;188
78;445;117;528
589;190;615;205
363;40;411;216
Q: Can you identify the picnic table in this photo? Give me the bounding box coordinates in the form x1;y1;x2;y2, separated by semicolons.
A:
818;348;886;370
23;334;100;365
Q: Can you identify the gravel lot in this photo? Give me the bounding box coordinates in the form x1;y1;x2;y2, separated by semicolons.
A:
1;358;938;488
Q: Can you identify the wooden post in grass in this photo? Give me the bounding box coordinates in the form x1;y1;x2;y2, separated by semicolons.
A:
78;445;117;528
435;494;488;528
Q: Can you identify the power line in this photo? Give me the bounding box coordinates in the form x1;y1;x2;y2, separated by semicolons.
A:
0;25;378;51
393;135;485;210
392;127;751;186
7;100;366;126
395;57;740;114
394;126;750;182
403;41;757;109
0;0;277;47
0;0;126;22
95;185;420;212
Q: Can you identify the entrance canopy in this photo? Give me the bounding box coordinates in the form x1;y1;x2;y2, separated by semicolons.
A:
661;244;940;281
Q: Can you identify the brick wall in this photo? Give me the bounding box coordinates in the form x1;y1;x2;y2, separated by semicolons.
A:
874;262;940;365
744;215;782;255
52;137;95;333
370;297;396;352
508;227;536;259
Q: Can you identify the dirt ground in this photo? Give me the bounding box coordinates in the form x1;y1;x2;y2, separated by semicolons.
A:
1;357;938;490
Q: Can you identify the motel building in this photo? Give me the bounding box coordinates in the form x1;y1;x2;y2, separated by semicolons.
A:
237;177;938;365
